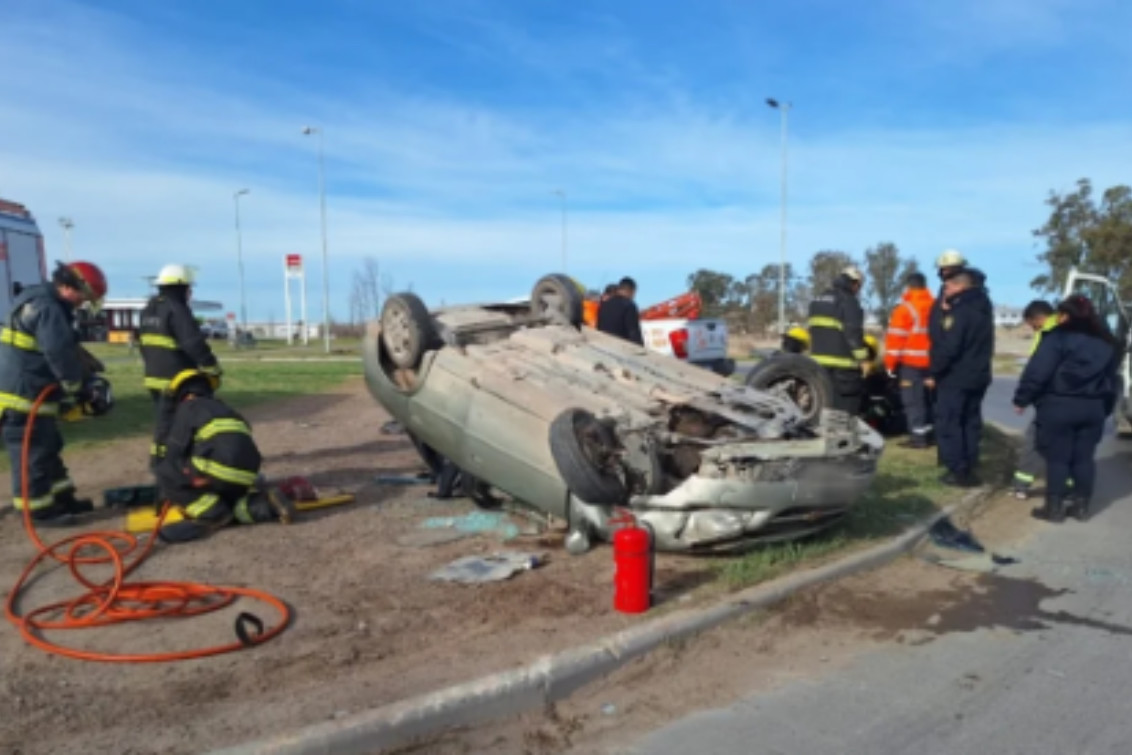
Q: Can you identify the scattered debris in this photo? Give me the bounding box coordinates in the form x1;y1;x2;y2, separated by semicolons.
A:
929;517;985;554
421;511;523;540
429;552;544;584
601;704;618;716
380;420;406;435
395;530;472;548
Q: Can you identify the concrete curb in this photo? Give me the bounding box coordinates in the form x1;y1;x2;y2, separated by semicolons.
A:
212;487;991;755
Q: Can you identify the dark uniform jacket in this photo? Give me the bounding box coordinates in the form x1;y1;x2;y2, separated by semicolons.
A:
0;284;83;415
156;396;261;494
929;268;988;337
929;284;994;391
139;291;220;391
596;295;644;345
808;278;867;370
1013;326;1121;415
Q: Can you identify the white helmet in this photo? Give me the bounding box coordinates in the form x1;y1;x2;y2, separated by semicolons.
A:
842;265;864;282
936;249;966;268
156;264;195;286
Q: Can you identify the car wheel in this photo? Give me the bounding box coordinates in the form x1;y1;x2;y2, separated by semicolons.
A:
380;293;437;369
745;354;833;427
530;274;583;327
549;408;627;505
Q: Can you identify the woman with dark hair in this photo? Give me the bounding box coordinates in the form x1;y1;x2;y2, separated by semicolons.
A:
1012;294;1121;522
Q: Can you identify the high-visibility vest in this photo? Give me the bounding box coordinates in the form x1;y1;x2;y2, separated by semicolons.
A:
884;288;935;371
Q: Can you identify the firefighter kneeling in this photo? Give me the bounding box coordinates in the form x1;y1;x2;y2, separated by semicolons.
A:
155;370;293;544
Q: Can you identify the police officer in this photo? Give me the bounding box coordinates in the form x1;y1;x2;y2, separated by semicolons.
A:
0;261;108;523
808;266;869;415
1012;295;1120;522
155;370;293;543
139;264;222;471
1011;300;1059;499
928;269;994;487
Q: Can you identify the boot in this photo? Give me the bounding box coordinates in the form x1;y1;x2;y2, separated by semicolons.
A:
1065;495;1091;522
242;487;296;524
1032;495;1065;523
53;489;94;516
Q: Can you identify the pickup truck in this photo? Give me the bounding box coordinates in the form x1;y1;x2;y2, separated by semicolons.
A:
1063;267;1132;434
639;292;735;376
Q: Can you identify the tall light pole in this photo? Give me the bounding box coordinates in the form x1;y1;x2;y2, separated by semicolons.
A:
766;97;791;334
552;189;567;272
302;125;331;354
58;217;74;262
233;189;250;342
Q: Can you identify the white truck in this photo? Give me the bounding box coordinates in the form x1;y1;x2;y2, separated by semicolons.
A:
0;198;49;315
1063;267;1132;434
641;317;734;376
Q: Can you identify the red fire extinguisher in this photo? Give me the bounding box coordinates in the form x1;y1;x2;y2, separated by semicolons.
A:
612;511;654;614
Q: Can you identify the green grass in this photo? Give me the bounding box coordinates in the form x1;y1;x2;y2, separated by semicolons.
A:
714;425;1017;589
0;348;363;471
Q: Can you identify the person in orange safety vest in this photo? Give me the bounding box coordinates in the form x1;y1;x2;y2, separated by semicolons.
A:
884;271;936;448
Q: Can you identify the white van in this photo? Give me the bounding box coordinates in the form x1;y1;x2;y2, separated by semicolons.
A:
0;198;49;316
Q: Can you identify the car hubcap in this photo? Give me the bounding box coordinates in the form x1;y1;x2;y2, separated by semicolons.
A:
384;304;411;359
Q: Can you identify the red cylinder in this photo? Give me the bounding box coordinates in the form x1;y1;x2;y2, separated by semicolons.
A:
613;522;653;614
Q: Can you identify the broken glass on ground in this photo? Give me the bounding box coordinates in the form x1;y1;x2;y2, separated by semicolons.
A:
429;552;544;584
421;510;522;540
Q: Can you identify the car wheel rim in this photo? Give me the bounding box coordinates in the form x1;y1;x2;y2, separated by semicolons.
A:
770;377;816;418
384;303;412;360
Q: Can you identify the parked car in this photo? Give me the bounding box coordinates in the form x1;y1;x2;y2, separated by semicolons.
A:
639;291;735;376
363;273;884;554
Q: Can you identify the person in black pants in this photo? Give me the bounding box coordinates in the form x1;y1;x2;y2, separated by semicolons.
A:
928;268;994;487
808;267;869;415
1012;294;1120;522
595;277;644;346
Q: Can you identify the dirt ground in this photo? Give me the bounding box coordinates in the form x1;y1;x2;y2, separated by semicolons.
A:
0;379;718;755
420;490;1045;755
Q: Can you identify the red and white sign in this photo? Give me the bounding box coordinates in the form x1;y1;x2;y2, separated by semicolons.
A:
285;253;303;273
226;312;236;321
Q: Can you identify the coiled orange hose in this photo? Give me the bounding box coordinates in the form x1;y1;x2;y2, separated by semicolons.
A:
5;386;291;662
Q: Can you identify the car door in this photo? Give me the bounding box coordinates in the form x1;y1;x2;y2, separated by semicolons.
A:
1063;267;1131;415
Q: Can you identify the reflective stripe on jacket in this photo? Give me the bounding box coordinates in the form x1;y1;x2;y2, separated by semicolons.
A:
884;288;935;371
0;284;83;414
808;280;867;371
155;396;261;494
139;292;220;391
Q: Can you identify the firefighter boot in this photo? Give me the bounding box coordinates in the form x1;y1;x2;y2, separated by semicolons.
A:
54;489;95;516
242;487;296;525
1032;494;1065;523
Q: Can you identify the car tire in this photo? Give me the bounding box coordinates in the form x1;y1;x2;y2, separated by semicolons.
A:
380;293;437;369
530;274;584;327
745;353;833;427
549;408;627;505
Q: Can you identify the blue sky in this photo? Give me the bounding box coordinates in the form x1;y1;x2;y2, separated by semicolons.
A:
2;0;1131;321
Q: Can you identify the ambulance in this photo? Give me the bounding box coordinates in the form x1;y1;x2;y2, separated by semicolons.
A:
0;198;49;317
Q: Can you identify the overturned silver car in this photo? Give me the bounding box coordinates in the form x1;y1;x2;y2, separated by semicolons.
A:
364;274;885;554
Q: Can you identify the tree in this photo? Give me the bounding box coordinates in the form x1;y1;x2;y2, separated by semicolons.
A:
348;257;382;325
864;242;917;323
686;269;736;316
808;250;857;298
1032;178;1132;297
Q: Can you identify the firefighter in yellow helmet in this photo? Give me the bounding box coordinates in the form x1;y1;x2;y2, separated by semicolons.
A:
139;264;223;472
807;266;869;416
154;370;293;543
781;327;810;354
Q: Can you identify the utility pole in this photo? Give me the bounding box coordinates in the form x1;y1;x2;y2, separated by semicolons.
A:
233;189;250;343
766;98;792;334
552;189;568;272
58;217;74;262
302;125;332;354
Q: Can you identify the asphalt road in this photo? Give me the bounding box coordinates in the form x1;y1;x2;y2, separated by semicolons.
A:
624;378;1132;755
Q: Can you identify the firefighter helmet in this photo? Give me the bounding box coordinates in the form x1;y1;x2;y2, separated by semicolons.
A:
156;264;195;287
58;261;108;304
936;249;966;269
842;265;864;282
786;326;811;346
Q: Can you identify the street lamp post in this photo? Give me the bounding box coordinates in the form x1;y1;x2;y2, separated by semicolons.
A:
766;97;792;335
58;217;74;262
233;189;250;344
552;189;567;272
302;125;331;354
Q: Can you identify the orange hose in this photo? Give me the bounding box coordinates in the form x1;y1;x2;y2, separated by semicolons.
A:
5;386;291;662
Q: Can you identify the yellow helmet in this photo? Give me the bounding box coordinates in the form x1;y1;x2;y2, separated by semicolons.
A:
786;326;810;345
167;369;220;397
864;334;879;350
